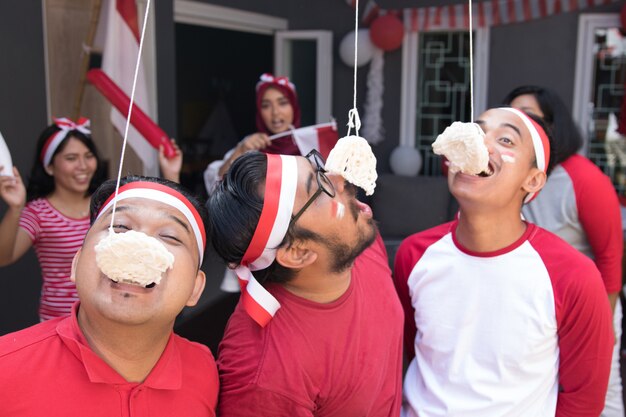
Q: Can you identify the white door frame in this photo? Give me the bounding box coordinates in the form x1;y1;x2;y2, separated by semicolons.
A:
573;13;621;155
274;30;333;123
174;0;287;34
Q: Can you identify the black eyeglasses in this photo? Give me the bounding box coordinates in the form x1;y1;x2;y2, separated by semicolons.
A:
290;149;336;226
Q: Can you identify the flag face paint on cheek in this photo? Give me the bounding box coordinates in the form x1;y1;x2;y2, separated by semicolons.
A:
331;200;345;219
501;151;516;163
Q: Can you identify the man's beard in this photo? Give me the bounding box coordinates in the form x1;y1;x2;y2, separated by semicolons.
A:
326;217;378;273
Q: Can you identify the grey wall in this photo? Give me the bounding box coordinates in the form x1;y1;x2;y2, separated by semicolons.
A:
0;1;49;333
488;2;621;111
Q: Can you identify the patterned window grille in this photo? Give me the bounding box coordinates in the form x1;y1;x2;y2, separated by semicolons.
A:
587;28;626;197
415;32;472;176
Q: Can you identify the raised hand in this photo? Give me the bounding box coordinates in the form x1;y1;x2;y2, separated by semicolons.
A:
0;166;26;209
159;139;182;183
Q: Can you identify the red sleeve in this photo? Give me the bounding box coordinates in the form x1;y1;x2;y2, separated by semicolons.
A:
218;385;313;417
393;222;452;361
536;232;614;417
18;202;40;243
393;239;418;360
563;156;623;293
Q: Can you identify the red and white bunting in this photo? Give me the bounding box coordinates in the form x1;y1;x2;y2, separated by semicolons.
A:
364;0;619;31
362;0;381;26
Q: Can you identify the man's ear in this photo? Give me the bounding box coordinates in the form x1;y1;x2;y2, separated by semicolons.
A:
275;241;317;270
522;167;546;196
70;248;82;283
186;270;206;307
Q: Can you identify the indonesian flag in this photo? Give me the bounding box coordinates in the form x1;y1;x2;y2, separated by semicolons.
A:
290;122;339;159
101;0;158;176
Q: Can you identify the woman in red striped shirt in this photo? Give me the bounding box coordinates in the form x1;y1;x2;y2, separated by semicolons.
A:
0;118;181;321
0;119;105;320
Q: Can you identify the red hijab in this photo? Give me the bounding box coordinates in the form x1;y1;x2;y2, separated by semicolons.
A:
255;74;302;155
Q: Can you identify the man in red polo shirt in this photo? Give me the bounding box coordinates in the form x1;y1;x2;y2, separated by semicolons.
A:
0;176;219;416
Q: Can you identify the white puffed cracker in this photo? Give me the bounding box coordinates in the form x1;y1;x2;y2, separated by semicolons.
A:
432;122;489;175
325;135;377;196
95;229;174;287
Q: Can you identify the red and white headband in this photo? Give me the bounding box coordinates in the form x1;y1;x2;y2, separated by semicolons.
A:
256;73;296;94
234;153;299;327
95;181;206;264
41;117;91;167
499;107;551;203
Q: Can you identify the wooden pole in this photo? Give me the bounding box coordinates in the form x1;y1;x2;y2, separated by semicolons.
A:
73;0;103;120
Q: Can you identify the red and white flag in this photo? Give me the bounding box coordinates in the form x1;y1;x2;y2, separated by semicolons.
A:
101;0;158;176
290;122;339;159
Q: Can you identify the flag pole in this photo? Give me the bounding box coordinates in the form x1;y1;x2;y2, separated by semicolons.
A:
73;0;103;120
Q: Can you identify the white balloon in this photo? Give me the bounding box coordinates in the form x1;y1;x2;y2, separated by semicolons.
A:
389;145;422;177
0;131;13;177
339;29;375;67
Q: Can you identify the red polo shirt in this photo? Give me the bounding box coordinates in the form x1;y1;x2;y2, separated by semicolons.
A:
0;303;218;416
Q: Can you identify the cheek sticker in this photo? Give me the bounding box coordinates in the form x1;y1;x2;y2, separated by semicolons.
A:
501;151;516;164
331;201;345;219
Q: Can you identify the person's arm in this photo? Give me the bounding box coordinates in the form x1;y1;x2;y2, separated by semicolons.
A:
566;160;623;312
218;385;313;417
204;133;272;195
555;263;614;417
0;167;32;266
393;239;419;361
158;139;182;183
217;133;271;178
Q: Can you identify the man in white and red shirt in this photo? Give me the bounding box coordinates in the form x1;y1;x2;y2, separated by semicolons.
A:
394;108;614;417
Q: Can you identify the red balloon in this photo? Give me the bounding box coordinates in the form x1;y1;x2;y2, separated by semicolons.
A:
369;14;404;52
86;69;176;158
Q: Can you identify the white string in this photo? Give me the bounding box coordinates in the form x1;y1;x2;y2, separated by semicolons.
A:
109;0;152;229
468;0;474;122
347;0;361;136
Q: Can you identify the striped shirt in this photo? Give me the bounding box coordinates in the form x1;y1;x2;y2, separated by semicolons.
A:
19;199;90;320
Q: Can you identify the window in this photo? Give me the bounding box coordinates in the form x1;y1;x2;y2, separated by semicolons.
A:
401;25;489;176
574;14;625;196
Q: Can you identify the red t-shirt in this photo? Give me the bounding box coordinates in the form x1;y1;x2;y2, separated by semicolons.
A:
217;236;403;417
0;303;219;416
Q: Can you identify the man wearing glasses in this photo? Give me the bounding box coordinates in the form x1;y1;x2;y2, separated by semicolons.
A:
207;150;403;416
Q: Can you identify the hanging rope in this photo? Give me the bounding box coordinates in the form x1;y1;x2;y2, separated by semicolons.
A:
347;0;362;136
469;0;474;122
109;0;152;229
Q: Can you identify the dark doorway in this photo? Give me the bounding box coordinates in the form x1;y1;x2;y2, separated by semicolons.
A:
175;23;273;197
174;24;273;353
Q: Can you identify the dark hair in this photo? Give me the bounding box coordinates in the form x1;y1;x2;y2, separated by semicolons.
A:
207;151;317;284
26;123;106;201
502;86;583;166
